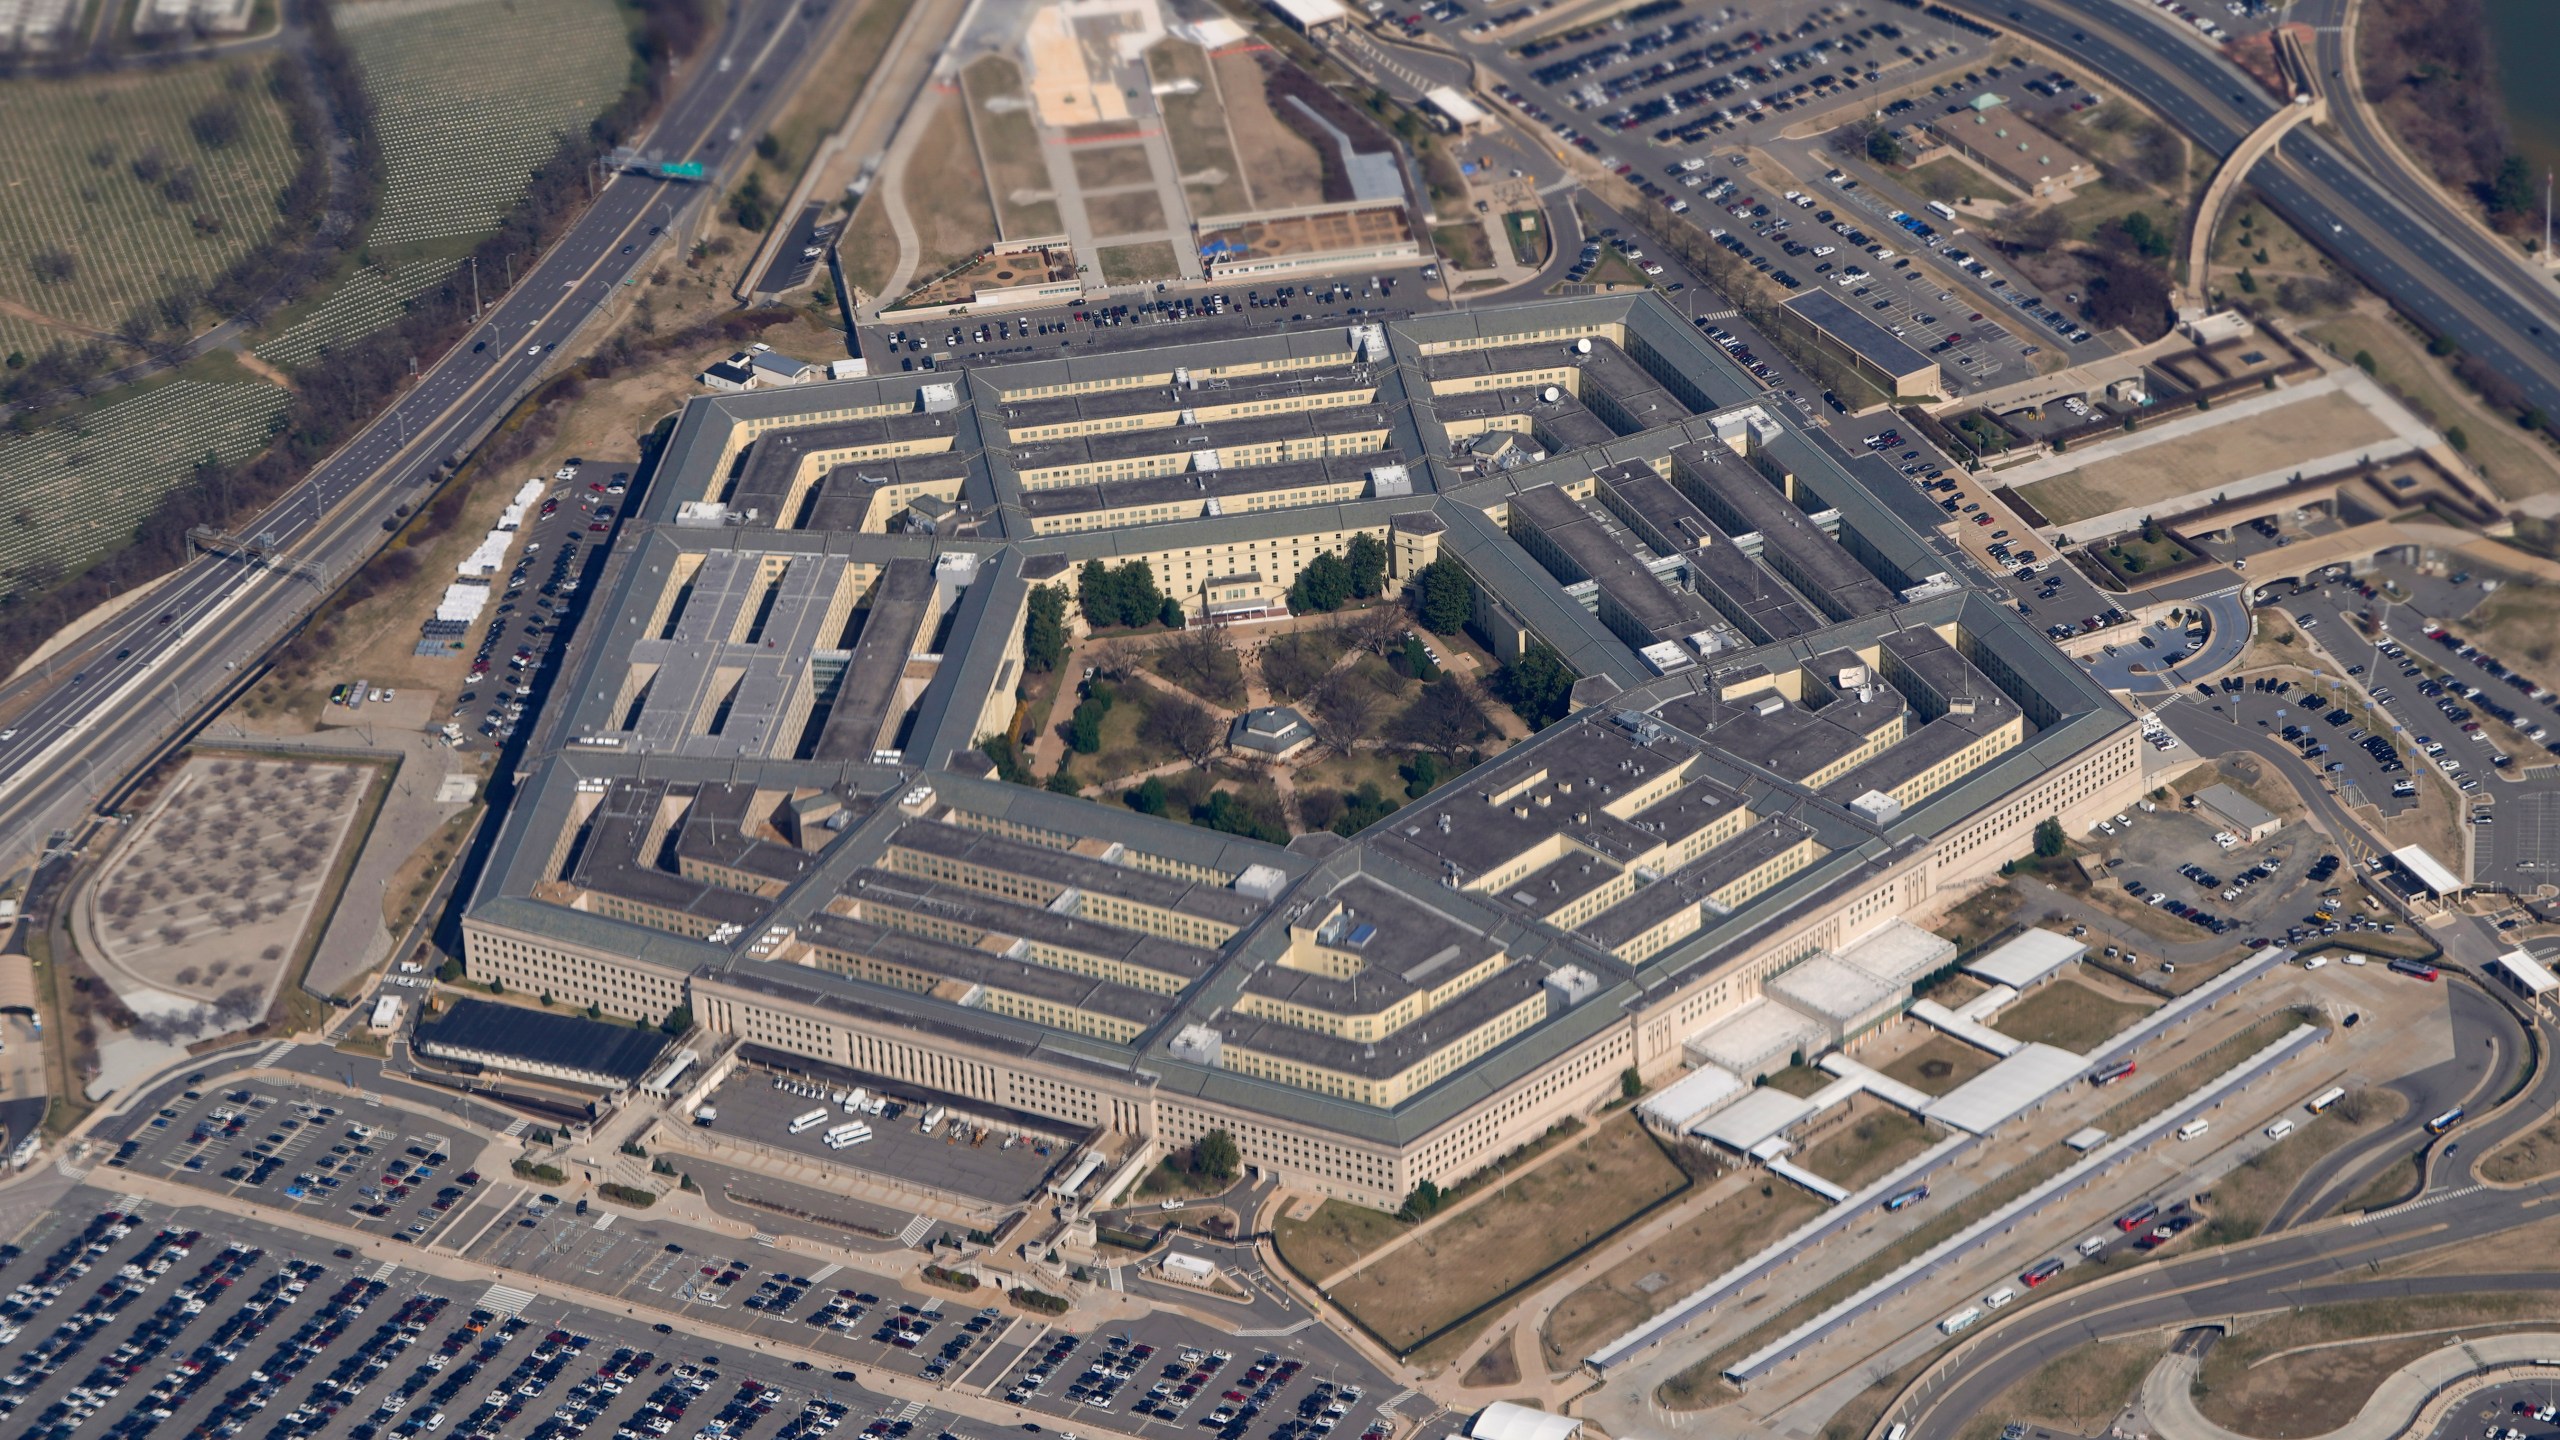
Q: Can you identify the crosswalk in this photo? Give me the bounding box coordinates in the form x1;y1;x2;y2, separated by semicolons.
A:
257;1040;297;1067
477;1283;537;1316
894;1402;926;1423
895;1214;935;1247
373;1260;401;1282
809;1263;841;1282
1106;1267;1124;1292
502;1118;529;1138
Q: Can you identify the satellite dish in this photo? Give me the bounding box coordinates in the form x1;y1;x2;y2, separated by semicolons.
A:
1574;337;1593;354
1541;385;1561;403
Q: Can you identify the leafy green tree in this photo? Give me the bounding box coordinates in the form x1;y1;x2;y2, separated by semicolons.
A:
2491;153;2537;219
1290;552;1353;613
1022;585;1068;673
1334;781;1397;836
1414;556;1472;635
1077;559;1116;627
1620;1067;1644;1101
1401;753;1444;798
1492;644;1575;729
1045;767;1082;795
1192;1129;1240;1182
1400;1180;1446;1221
1126;775;1171;816
981;733;1035;785
1865;127;1904;166
1344;533;1387;598
1068;696;1108;753
660;1005;693;1036
2033;817;2066;858
1402;634;1439;681
1199;790;1285;843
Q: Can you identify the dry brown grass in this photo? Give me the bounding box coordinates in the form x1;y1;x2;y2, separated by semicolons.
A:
1992;978;2156;1052
1537;1172;1824;1369
960;59;1058;241
1210;49;1325;211
1960;1338;2160;1440
1334;1114;1689;1352
2195;1294;2559;1437
1879;1035;2000;1096
2027;389;2401;526
1087;189;1167;238
1271;1199;1410;1281
904;88;998;277
2199;1087;2403;1241
1147;41;1249;217
1072;145;1155;191
2482;1108;2560;1184
1793;1103;1937;1191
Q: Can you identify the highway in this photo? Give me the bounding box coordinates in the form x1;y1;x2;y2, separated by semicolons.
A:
0;0;828;862
1939;1;2560;421
1884;683;2558;1438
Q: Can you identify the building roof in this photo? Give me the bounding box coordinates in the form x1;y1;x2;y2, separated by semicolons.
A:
2193;783;2278;832
2496;949;2559;997
1267;0;1347;25
2392;845;2465;895
413;999;671;1086
1922;1042;2086;1134
1470;1406;1579;1440
1782;289;1938;385
0;954;33;1013
1961;928;2086;990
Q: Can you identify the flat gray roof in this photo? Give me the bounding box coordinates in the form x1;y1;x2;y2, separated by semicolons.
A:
1783;289;1938;383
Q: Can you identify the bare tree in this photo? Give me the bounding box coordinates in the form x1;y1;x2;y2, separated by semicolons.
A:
1392;675;1492;759
1309;670;1382;755
1155;627;1242;706
1142;695;1225;767
1259;633;1334;701
1346;604;1406;659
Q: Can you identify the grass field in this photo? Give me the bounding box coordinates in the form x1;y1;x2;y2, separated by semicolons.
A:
763;0;906;178
1793;1104;1936;1190
1331;1114;1688;1352
903;87;999;279
0;60;301;358
1073;146;1155;191
0;371;288;590
1147;42;1250;217
343;0;631;251
1099;242;1179;286
1991;978;2155;1052
838;187;898;300
1210;50;1327;212
1954;1339;2159;1440
960;58;1061;240
2194;1295;2559;1437
2308;308;2560;499
1537;1175;1825;1369
1088;190;1168;238
1273;1200;1410;1282
1879;1035;1999;1096
2025;388;2401;525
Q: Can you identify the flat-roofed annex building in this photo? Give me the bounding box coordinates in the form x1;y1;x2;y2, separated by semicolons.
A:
461;295;2143;1210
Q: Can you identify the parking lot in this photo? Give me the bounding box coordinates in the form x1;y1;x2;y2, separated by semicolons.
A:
100;1082;485;1248
2085;806;2372;953
853;267;1443;373
0;1182;1417;1440
0;1196;894;1440
692;1072;1073;1207
456;459;627;748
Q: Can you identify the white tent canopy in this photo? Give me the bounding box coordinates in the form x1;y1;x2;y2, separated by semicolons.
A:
1470;1404;1580;1440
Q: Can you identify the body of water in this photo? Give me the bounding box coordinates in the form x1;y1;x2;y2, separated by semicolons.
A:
2487;0;2560;183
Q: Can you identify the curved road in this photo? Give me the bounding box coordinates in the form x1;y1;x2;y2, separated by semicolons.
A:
1942;0;2560;427
1885;690;2560;1435
0;0;828;860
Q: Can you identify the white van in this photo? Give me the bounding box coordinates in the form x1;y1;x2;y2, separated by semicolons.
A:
2076;1235;2109;1258
1983;1287;2017;1311
2177;1119;2211;1142
2264;1119;2295;1141
1939;1307;1983;1336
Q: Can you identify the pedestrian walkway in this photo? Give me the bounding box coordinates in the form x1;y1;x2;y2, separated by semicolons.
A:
477;1282;537;1317
258;1040;296;1067
895;1213;935;1247
373;1260;401;1281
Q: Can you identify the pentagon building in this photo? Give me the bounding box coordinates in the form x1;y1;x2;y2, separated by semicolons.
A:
462;295;2142;1210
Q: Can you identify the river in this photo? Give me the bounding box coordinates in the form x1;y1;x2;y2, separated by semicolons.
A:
2487;0;2560;185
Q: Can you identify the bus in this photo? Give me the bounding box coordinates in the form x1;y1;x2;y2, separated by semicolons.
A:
1882;1185;1929;1212
2388;957;2440;981
2426;1106;2465;1136
1926;200;1958;221
786;1109;830;1134
2116;1200;2160;1232
1938;1306;1982;1336
2306;1086;2347;1115
2088;1059;2137;1087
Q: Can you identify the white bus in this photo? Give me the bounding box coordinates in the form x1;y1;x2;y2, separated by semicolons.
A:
787;1109;830;1134
1926;200;1958;221
2176;1119;2211;1141
824;1126;872;1150
2305;1086;2347;1115
1939;1306;1982;1336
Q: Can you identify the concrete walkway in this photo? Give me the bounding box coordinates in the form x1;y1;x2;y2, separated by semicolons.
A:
2143;1334;2560;1440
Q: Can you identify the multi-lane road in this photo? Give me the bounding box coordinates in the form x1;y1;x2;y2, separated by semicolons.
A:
0;0;830;862
1943;0;2560;410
